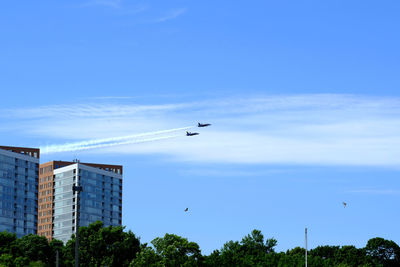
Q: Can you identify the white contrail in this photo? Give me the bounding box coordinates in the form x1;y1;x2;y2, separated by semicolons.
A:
42;135;182;154
44;135;182;154
41;126;193;154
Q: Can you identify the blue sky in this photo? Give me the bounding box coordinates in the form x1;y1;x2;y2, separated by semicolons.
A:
1;0;400;254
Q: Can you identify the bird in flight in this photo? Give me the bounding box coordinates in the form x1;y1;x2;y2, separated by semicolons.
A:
184;208;188;212
343;202;347;208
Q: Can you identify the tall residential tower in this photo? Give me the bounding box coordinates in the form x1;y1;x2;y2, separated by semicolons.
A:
0;146;39;237
38;161;123;243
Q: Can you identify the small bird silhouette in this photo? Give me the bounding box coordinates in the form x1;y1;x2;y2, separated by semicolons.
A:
184;208;188;212
343;202;347;208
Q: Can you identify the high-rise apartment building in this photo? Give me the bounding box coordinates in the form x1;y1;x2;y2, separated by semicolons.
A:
38;161;122;243
38;161;73;239
0;146;39;237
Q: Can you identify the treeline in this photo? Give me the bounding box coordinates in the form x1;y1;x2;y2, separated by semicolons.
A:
0;221;399;267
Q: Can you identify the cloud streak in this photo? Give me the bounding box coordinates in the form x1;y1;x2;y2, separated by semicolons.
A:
3;94;400;166
154;8;187;23
345;189;400;195
82;0;122;9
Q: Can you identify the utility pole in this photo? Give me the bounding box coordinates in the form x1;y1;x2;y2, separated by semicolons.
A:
73;184;83;267
305;227;308;267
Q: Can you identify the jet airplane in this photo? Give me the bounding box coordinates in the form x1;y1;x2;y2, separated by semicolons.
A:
198;122;211;127
186;131;199;136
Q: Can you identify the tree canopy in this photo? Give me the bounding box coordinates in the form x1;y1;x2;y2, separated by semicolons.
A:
0;223;399;267
132;233;202;267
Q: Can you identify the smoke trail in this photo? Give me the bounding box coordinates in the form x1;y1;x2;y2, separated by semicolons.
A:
70;135;180;152
42;135;180;154
40;126;193;154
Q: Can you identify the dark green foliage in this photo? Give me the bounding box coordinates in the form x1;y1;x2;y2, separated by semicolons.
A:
203;250;223;267
210;229;278;267
310;245;340;260
287;246;306;256
202;233;399;267
132;233;202;266
15;234;52;263
0;224;399;267
63;221;141;267
365;237;400;266
129;246;164;267
0;231;16;254
276;252;304;267
0;232;49;266
49;239;64;266
0;253;14;267
334;245;368;266
308;245;372;267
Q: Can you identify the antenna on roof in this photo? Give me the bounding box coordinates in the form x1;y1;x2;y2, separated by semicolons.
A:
72;153;81;163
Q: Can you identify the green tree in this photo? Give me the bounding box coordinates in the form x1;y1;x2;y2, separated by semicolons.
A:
310;245;340;260
215;229;278;266
219;240;242;266
287;246;305;256
241;230;277;254
0;253;14;267
49;239;65;267
277;247;307;267
151;233;202;266
13;256;30;267
131;234;202;266
203;250;223;267
130;246;164;267
64;221;141;267
0;231;16;255
276;252;304;267
365;237;400;267
14;234;52;265
333;245;368;267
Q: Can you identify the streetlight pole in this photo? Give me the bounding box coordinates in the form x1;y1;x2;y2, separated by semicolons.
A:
73;184;83;267
305;227;308;267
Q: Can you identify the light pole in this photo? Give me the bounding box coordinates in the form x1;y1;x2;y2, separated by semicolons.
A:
305;227;308;267
72;184;83;267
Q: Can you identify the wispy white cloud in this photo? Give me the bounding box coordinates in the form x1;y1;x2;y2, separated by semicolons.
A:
5;103;188;119
179;168;291;177
79;0;149;15
345;189;400;195
3;94;400;166
86;96;138;100
154;8;187;23
83;0;122;9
